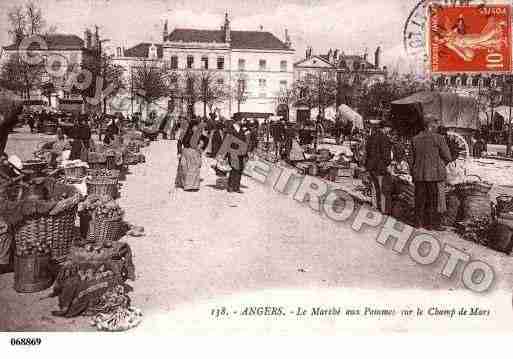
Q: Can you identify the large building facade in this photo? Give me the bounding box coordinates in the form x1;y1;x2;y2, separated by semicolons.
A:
112;14;295;118
1;31;99;112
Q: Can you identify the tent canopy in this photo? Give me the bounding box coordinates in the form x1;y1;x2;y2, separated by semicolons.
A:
390;91;479;134
309;105;364;129
337;104;364;129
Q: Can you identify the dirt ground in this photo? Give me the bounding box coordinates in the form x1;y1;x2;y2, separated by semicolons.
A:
1;128;513;333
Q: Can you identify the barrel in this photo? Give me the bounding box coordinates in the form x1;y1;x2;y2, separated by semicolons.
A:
14;254;54;293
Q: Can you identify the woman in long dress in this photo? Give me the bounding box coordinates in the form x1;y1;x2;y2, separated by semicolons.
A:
175;119;208;192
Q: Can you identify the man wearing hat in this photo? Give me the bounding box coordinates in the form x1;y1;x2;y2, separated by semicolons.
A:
411;115;452;230
365;118;392;214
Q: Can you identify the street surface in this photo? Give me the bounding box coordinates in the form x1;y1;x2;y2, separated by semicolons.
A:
1;132;513;332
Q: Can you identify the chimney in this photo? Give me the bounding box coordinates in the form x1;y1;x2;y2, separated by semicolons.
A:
259;25;263;31
224;13;231;42
333;49;339;62
374;46;381;69
91;26;98;50
84;29;92;49
328;48;333;63
284;29;291;48
116;47;122;57
163;20;168;41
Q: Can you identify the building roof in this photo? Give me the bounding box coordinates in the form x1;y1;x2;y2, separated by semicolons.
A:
123;43;163;58
3;34;85;51
165;28;291;51
319;54;375;68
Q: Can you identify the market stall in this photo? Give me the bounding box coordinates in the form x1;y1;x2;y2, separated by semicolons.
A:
384;91;513;253
0;120;149;331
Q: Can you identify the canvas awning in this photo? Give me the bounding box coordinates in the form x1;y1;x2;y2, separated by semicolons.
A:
337;104;364;129
390;91;479;131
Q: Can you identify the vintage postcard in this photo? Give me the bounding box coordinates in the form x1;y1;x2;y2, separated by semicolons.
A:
1;0;513;351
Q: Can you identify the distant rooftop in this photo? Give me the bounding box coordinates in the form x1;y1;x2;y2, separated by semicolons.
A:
3;34;85;51
166;28;291;51
123;43;163;58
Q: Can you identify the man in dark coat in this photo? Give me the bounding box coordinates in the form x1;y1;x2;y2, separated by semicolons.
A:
70;115;91;160
411;117;452;230
364;119;392;214
226;117;249;193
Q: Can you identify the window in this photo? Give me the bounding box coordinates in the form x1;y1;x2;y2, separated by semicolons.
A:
280;60;287;72
259;59;266;71
258;78;266;88
201;56;208;69
238;59;245;71
217;57;225;70
187;55;194;69
237;79;246;91
217;78;224;86
259;92;266;98
280;80;287;89
170;56;178;69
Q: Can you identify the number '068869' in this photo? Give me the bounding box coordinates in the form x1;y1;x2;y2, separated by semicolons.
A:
10;337;42;346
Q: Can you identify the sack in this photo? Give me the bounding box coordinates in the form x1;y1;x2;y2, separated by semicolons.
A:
216;157;231;173
486;223;513;255
446;161;465;185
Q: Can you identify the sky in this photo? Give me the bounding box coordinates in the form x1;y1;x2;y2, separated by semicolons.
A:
0;0;426;73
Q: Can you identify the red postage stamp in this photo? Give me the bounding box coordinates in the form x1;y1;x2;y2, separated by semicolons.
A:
428;4;512;73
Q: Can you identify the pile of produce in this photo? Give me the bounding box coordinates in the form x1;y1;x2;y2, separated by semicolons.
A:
78;195;124;220
15;237;51;257
61;159;88;169
87;169;120;179
0;178;79;227
455;217;492;246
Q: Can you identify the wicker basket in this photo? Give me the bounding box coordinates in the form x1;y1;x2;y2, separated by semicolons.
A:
88;161;107;170
457;175;492;220
123;152;140;165
496;195;513;214
458;175;493;195
15;205;78;263
13;254;54;293
87;169;120;180
87;214;123;243
127;142;141;153
63;166;86;179
86;177;118;198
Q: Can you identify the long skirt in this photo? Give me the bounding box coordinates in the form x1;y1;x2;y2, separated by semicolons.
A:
175;148;202;190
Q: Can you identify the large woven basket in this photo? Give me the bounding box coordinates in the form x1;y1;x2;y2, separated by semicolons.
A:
88;161;107;170
123;152;140;165
14;204;78;263
63;166;86;179
86;177;118;198
87;169;120;180
87;214;123;243
457;175;492;220
496;195;513;214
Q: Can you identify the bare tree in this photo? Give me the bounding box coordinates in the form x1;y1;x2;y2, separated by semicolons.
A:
195;71;229;117
132;62;170;119
7;6;26;43
7;1;53;41
295;71;337;116
0;53;44;99
25;1;46;35
275;84;299;120
232;72;248;113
